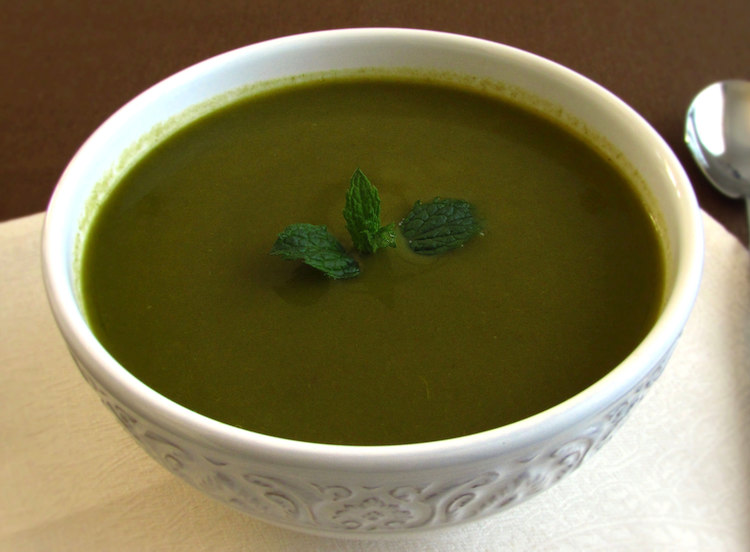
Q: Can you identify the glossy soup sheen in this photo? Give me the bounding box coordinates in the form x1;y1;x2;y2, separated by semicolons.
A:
81;77;665;445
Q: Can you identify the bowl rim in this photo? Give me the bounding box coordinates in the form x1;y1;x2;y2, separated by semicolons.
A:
42;27;704;472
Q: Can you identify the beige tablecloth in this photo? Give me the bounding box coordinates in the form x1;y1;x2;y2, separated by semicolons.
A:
2;212;749;551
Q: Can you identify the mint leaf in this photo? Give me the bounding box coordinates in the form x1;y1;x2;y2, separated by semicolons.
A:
270;223;360;279
343;169;397;254
400;198;483;255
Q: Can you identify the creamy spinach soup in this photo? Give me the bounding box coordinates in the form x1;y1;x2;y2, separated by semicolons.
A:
81;76;665;445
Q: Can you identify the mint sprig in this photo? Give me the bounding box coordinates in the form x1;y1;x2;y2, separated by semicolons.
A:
343;168;396;254
399;198;482;255
270;171;483;278
270;223;360;279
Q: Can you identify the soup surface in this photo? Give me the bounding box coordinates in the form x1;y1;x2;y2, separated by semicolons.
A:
81;77;664;445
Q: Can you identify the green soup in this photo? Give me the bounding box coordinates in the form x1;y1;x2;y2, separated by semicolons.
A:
81;76;665;445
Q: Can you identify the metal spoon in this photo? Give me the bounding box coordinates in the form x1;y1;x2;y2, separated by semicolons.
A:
685;80;750;233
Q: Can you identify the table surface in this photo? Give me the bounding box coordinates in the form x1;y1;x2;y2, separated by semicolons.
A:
2;0;750;243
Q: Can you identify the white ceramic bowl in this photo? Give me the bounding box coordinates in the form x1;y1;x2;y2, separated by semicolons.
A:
42;28;703;536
